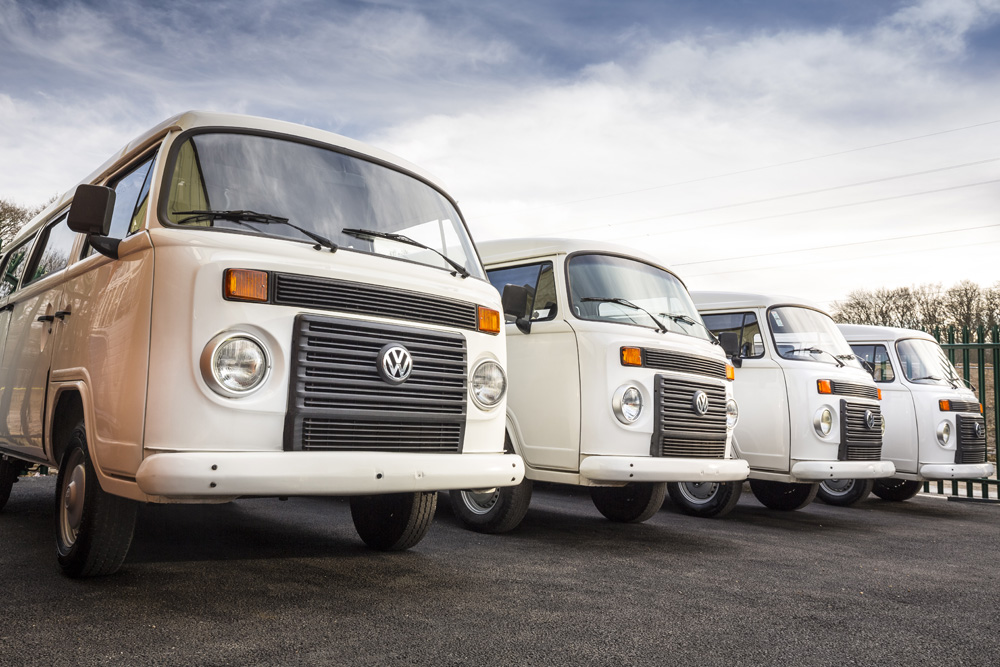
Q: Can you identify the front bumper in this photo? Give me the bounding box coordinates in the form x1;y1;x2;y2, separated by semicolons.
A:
918;462;996;480
791;460;896;480
579;456;749;484
135;451;524;498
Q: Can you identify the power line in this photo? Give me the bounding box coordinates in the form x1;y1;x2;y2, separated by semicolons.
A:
475;118;1000;219
673;222;1000;267
560;157;1000;235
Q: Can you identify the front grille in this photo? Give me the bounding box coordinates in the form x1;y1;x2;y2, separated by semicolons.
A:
838;399;883;461
641;349;728;380
956;414;988;465
274;272;478;331
284;314;467;452
945;399;981;413
652;375;728;459
830;381;879;400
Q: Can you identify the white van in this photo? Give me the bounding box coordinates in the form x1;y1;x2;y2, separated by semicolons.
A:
672;292;895;515
0;111;523;576
446;238;749;532
837;324;994;501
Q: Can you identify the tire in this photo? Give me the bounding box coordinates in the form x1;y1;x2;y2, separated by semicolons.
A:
449;478;533;534
871;478;922;502
590;482;667;523
666;480;742;518
350;491;437;551
1;456;22;512
817;478;875;506
749;479;819;511
55;423;138;577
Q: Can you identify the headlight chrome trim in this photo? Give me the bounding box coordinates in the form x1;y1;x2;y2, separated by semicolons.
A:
612;384;643;424
469;359;507;410
200;332;271;398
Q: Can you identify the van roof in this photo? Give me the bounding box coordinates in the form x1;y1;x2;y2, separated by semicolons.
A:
11;110;446;246
476;237;676;273
690;290;827;313
837;323;937;344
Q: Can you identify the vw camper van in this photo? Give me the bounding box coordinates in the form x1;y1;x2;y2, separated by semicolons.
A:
670;292;894;515
837;324;994;501
0;112;522;576
446;239;748;532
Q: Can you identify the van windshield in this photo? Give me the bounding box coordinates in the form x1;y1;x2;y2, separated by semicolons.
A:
567;253;711;341
896;338;962;385
768;306;862;368
163;131;484;279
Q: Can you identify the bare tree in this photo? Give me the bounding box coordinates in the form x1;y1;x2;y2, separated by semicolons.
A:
945;280;983;333
912;283;947;333
982;281;1000;335
0;196;53;246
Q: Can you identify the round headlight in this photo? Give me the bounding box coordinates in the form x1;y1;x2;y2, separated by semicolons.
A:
814;408;834;437
880;414;886;434
936;421;951;446
471;360;506;409
612;385;643;424
208;335;268;395
726;399;739;429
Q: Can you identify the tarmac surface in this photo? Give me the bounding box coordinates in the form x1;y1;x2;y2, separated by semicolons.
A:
1;475;998;666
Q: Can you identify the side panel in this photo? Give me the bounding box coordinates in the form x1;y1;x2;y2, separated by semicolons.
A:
730;356;790;471
878;380;918;473
48;233;155;475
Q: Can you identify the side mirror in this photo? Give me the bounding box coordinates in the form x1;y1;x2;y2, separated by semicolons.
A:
860;359;875;377
501;284;532;334
68;184;120;260
718;332;740;358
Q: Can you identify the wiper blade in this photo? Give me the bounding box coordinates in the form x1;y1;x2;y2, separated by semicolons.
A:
794;347;845;367
910;375;944;382
341;227;469;278
174;209;338;253
659;312;720;344
581;297;668;333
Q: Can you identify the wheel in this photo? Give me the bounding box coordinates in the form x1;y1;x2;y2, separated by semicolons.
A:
449;478;533;534
871;479;922;502
817;478;875;506
666;480;742;518
1;456;22;511
55;423;138;577
350;491;437;551
749;479;819;511
590;482;667;523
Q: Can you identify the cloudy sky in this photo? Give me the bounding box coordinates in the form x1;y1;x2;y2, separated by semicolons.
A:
2;0;999;308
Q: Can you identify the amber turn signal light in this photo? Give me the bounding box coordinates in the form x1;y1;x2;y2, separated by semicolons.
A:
939;399;950;411
817;380;832;395
620;347;642;367
726;363;735;381
478;306;501;335
877;388;882;401
224;269;268;302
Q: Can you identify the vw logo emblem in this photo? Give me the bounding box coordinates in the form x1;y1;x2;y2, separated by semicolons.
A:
377;344;412;384
975;422;985;439
864;409;877;431
692;390;710;416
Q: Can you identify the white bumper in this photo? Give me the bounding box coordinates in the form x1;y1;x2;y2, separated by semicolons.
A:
135;451;524;498
791;460;896;480
579;456;749;484
918;462;996;480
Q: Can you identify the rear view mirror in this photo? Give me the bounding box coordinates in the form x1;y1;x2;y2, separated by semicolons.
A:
501;284;532;334
718;332;740;359
68;184;115;236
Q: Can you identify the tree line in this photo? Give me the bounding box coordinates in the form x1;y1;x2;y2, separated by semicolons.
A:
832;280;1000;335
1;196;53;247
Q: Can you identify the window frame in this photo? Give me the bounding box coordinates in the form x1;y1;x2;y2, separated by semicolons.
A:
702;310;766;359
0;235;38;299
21;212;78;289
486;260;559;323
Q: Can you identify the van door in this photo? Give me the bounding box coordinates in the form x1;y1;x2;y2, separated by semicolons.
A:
0;214;79;455
851;343;916;473
0;237;37;445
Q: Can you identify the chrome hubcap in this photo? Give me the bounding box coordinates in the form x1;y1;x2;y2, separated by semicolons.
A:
822;478;855;496
460;489;500;515
59;452;86;548
678;481;719;505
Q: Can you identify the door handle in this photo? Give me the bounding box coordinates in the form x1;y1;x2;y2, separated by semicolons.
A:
55;310;71;320
36;315;55;323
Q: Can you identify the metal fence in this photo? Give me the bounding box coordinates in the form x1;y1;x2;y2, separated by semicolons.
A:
922;325;998;502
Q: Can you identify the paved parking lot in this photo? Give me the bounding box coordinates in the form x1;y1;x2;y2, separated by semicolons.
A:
1;476;998;666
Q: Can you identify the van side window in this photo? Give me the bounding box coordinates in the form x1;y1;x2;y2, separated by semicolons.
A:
0;239;34;298
22;215;77;287
110;154;157;239
702;312;765;358
487;261;558;321
850;344;895;383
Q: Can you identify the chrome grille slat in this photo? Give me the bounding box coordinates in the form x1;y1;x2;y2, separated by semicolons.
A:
955;414;987;464
642;349;727;380
653;375;728;459
830;381;879;400
838;400;883;461
284;314;467;451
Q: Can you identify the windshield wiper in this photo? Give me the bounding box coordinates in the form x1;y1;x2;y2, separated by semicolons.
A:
793;347;845;367
581;297;668;333
341;228;469;278
659;312;720;344
174;209;338;253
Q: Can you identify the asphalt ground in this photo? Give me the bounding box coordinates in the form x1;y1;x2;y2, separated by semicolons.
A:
1;476;998;666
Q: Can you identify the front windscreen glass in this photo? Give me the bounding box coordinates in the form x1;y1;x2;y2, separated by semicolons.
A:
896;338;961;385
163;131;484;279
566;253;711;341
768;306;862;368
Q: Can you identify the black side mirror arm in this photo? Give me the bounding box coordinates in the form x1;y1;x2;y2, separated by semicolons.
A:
514;317;531;335
88;235;120;260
